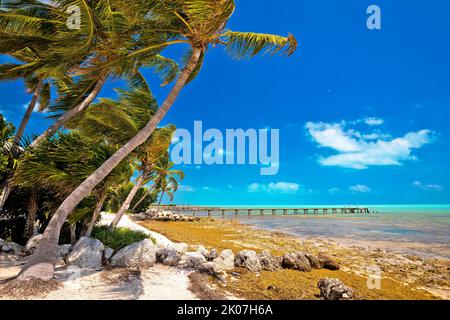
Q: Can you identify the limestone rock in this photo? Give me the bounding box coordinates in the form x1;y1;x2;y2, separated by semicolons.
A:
318;254;340;270
305;253;321;269
57;244;72;258
179;251;207;270
167;242;189;253
67;237;105;270
258;251;282;271
24;234;43;254
104;247;114;260
317;278;355;300
235;250;263;273
213;249;235;272
111;239;157;269
282;252;312;272
1;242;24;255
157;248;181;266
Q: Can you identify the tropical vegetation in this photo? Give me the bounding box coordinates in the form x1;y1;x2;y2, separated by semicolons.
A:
0;0;297;282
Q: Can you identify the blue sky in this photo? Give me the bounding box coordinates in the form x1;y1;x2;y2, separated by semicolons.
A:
1;0;450;205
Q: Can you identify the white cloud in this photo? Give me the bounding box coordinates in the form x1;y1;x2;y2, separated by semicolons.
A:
248;182;300;194
306;120;434;169
328;187;340;194
412;181;443;191
349;185;371;193
178;185;196;192
364;117;384;126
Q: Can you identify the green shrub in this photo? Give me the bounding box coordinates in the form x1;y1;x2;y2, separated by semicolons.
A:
91;225;156;251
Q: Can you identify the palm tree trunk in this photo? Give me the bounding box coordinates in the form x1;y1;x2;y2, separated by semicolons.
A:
131;183;156;212
18;47;202;281
27;191;39;239
0;179;12;211
12;80;43;149
70;223;77;246
157;190;165;208
109;176;144;230
85;190;107;237
29;73;108;149
0;82;44;211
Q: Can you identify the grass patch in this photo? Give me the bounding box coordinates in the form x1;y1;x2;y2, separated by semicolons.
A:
91;226;156;251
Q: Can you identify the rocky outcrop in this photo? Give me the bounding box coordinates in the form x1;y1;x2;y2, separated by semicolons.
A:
167;242;189;254
213;249;235;272
145;209;200;222
111;239;157;269
258;251;282;271
67;237;105;270
305;253;321;269
157;248;182;266
318;254;340;270
179;251;207;270
235;250;263;272
24;234;43;254
282;252;312;272
104;247;114;261
317;278;355;300
1;241;24;255
57;244;72;258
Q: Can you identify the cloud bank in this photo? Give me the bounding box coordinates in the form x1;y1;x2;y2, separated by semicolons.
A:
305;119;434;169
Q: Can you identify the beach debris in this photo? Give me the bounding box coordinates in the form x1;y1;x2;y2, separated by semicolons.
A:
258;251;282;271
282;252;312;272
67;237;105;270
235;250;263;273
318;254;340;270
179;251;208;270
110;239;157;269
103;247;114;261
57;244;72;259
317;278;355;300
24;234;43;254
213;249;235;272
157;248;182;266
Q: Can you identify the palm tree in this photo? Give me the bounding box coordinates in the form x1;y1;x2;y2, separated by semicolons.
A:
108;127;177;229
155;158;183;209
13;131;134;238
0;46;71;210
1;0;178;148
19;0;297;280
132;155;183;212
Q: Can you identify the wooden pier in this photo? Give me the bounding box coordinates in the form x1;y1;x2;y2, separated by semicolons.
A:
154;205;376;217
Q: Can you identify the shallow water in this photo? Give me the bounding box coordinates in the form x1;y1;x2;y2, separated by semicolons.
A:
182;205;450;259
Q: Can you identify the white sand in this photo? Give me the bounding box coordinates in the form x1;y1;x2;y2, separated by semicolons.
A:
1;213;198;300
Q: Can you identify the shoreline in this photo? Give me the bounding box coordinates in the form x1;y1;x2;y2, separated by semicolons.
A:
139;217;450;300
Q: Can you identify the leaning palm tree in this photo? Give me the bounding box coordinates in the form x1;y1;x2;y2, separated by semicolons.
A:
109;128;179;229
1;0;178;148
20;0;297;280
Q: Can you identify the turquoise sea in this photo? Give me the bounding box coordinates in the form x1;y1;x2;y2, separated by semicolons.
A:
182;205;450;259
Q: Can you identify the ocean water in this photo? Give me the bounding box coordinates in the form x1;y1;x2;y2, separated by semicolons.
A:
182;205;450;259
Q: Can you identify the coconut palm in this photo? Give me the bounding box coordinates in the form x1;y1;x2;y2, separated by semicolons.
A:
20;0;298;280
1;0;179;148
13;131;134;238
109;127;178;229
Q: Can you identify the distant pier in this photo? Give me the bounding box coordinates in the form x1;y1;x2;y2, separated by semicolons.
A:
154;205;377;217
